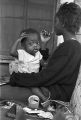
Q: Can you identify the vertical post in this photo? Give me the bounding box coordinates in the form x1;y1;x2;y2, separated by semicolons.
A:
51;0;59;53
52;0;57;34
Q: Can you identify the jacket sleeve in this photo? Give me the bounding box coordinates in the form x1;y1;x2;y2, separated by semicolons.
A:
9;43;72;87
40;48;49;61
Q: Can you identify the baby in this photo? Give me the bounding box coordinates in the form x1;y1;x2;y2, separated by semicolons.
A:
9;28;42;73
9;28;49;102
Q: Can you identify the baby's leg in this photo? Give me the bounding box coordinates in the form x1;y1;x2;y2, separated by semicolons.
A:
31;87;49;102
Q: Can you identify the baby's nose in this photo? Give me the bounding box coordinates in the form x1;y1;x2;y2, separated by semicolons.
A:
34;44;40;49
34;43;38;46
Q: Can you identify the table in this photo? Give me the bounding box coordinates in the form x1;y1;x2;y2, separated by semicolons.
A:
0;106;44;120
0;102;76;120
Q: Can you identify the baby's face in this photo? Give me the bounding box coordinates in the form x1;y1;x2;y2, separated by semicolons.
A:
25;33;40;56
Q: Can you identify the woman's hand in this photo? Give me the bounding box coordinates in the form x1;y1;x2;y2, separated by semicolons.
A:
40;30;51;43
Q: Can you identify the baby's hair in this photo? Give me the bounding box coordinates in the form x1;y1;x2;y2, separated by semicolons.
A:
20;28;41;46
56;2;81;34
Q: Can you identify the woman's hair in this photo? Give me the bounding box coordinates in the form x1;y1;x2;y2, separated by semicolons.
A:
20;28;40;46
56;2;81;34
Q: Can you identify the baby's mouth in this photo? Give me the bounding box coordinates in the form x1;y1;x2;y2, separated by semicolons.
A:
34;49;38;52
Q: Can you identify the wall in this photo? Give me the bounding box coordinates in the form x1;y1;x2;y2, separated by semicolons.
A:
0;0;57;80
75;0;81;43
0;0;57;56
0;0;26;56
0;0;26;80
26;0;57;53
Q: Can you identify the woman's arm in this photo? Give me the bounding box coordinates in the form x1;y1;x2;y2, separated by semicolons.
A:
40;30;51;61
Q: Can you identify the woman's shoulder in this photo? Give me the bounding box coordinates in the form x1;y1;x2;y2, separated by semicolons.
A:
64;39;80;45
59;40;81;50
53;40;81;56
65;40;81;52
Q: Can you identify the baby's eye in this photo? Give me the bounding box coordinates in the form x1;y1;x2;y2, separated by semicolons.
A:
31;42;39;45
28;42;33;45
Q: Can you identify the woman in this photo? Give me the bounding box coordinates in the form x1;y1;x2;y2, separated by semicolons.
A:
1;2;81;104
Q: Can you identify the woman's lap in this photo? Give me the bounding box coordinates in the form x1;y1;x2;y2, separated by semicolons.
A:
0;84;32;104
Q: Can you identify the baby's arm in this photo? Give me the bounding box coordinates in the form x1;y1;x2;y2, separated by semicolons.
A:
10;38;21;58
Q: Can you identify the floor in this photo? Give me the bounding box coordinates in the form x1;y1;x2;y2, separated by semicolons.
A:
0;107;14;120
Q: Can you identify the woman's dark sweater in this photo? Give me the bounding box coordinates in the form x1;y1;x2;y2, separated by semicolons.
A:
10;40;81;102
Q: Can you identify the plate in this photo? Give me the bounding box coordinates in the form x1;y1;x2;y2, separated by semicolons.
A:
23;107;54;119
